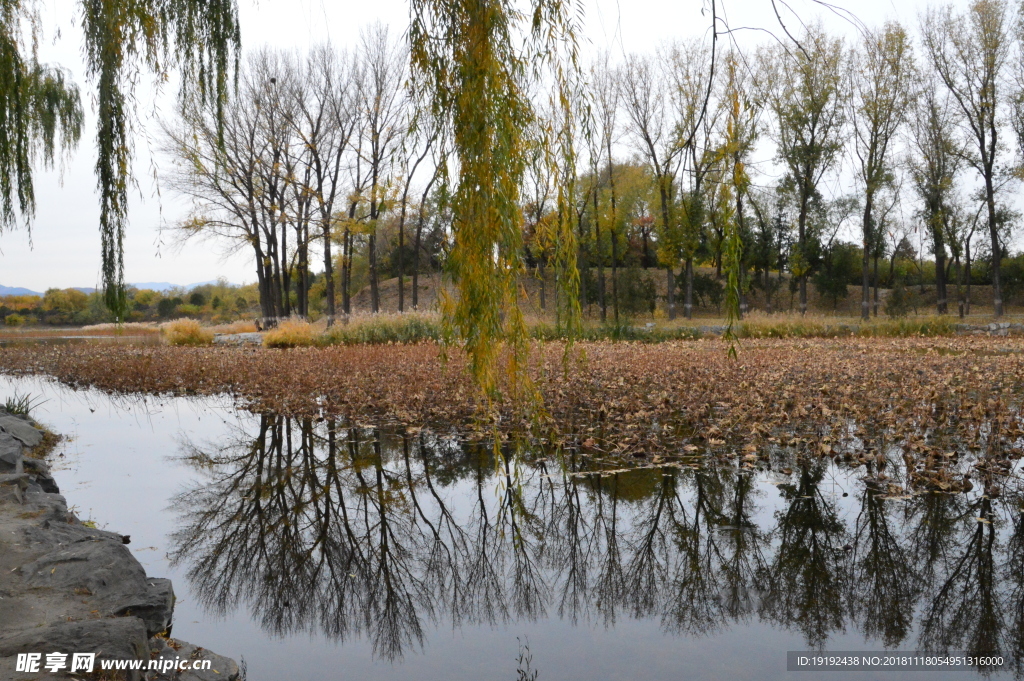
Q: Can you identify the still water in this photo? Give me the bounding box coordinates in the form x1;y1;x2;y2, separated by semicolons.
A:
1;374;1020;681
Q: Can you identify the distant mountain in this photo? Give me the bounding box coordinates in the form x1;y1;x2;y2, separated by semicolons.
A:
0;280;241;298
130;282;179;292
0;285;42;297
130;280;239;292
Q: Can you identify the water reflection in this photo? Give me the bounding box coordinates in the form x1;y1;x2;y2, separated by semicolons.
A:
169;415;1024;674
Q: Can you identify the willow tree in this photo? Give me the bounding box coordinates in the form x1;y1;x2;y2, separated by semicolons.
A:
409;0;582;398
2;0;239;317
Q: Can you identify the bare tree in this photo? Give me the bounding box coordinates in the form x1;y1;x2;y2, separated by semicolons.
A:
851;22;917;319
668;38;722;319
922;0;1015;317
292;45;360;326
163;50;300;325
908;83;962;316
621;51;682;318
357;24;408;314
591;53;620;323
763;26;848;315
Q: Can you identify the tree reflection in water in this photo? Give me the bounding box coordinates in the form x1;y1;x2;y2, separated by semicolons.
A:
169;414;1024;672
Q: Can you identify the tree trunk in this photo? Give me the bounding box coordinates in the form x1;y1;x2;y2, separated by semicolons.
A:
368;233;379;313
667;267;675;320
950;251;958;319
397;208;407;313
538;262;546;311
323;218;335;327
280;218;291;318
861;195;872;321
872;254;880;317
413;214;424;310
606;135;618;325
965;239;972;316
798;183;809;315
611;232;619;324
985;175;1004;317
342;228;352;317
934;229;948;315
594;186;606;323
684;257;693;319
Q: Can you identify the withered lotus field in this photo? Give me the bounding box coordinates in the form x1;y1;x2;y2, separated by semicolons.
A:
0;337;1022;495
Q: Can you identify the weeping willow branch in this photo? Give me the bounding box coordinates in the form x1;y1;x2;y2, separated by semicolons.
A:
410;0;584;401
0;0;84;233
81;0;240;318
722;56;749;358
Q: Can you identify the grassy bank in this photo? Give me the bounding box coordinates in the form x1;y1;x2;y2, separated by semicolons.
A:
236;312;990;348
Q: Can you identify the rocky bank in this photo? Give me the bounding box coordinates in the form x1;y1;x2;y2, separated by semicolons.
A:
0;411;240;681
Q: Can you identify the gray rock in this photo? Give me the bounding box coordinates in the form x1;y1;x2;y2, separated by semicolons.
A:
0;473;28;503
23;518;126;548
0;473;28;488
112;578;175;637
0;431;23;473
147;639;240;681
19;489;69;521
0;617;149;681
22;458;49;475
0;415;43;448
33;473;59;494
213;332;263;346
20;539;174;636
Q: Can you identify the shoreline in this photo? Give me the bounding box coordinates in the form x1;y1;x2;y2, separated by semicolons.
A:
0;411;240;681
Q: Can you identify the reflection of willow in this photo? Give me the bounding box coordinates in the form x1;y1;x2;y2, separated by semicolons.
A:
759;462;848;649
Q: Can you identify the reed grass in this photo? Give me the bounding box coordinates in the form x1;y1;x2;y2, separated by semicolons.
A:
264;319;322;348
162;319;214;346
321;312;442;345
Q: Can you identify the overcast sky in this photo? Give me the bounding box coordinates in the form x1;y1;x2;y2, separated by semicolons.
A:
5;0;956;291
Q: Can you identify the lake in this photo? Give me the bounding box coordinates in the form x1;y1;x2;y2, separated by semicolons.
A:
0;374;1019;681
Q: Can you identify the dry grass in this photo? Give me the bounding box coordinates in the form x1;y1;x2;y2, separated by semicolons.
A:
162;319;214;346
0;322;161;338
264;319;322;348
733;312;958;338
323;312;441;345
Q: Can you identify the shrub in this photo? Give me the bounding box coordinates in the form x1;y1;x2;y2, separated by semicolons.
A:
163;319;214;346
885;280;920;318
322;313;441;345
4;313;26;327
681;273;724;310
859;317;956;337
158;297;183;318
617;267;657;316
264;319;321;348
